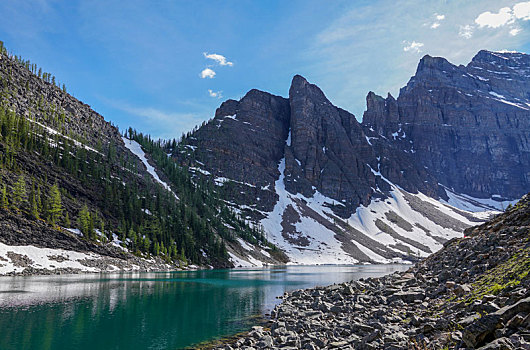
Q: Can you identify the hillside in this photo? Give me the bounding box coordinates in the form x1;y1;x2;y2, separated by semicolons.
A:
215;192;530;349
0;42;285;274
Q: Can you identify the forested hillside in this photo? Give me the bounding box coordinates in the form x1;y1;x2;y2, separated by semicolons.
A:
0;41;281;270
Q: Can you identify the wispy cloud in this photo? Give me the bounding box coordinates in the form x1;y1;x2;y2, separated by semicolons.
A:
208;89;222;98
510;27;522;35
459;25;474;39
308;0;530;120
106;100;205;139
203;52;233;66
403;40;424;53
200;68;216;79
431;13;445;29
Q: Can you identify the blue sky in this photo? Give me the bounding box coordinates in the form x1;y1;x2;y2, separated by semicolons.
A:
1;0;530;139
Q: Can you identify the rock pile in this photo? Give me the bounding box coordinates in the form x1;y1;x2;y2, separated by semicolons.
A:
217;194;530;349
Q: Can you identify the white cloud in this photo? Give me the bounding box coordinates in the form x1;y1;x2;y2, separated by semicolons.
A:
430;13;445;28
106;101;204;139
513;1;530;20
475;7;514;28
459;24;474;39
403;41;424;53
203;52;233;66
200;68;216;79
510;27;522;36
308;0;530;121
208;89;222;98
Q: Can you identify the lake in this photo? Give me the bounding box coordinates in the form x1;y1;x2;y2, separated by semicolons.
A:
0;264;408;349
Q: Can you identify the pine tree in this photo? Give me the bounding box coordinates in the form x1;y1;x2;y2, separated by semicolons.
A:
78;205;93;239
180;247;187;265
47;184;62;226
0;184;8;209
12;175;27;211
30;184;39;219
64;211;71;228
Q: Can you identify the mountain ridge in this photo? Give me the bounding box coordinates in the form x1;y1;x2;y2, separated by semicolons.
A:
174;50;528;265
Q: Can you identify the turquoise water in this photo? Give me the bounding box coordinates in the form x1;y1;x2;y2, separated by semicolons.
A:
0;265;408;349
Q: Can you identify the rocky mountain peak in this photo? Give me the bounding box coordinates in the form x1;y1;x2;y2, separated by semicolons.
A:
470;49;530;66
289;74;329;104
415;54;455;75
363;50;530;200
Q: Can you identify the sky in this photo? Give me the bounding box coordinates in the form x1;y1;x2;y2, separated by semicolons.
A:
1;0;529;139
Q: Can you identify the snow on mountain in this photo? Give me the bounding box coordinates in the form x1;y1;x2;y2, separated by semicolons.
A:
221;157;495;267
122;136;178;199
256;159;490;265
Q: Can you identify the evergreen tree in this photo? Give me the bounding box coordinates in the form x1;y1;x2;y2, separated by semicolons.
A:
64;211;71;228
78;205;91;238
180;247;187;265
0;184;8;209
30;184;39;219
12;175;27;211
47;184;62;226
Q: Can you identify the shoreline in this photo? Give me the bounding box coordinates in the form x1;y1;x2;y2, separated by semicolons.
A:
212;199;530;349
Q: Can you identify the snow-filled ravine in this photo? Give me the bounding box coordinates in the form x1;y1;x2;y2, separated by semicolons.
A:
122;137;178;199
226;158;503;268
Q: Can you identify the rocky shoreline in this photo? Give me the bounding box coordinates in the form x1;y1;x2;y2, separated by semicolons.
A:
0;249;188;277
215;195;530;349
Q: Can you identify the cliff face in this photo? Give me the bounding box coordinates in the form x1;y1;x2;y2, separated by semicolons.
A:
363;50;530;200
175;71;496;264
285;75;440;216
177;89;290;216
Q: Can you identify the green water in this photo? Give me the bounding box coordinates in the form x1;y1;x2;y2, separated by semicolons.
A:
0;265;408;349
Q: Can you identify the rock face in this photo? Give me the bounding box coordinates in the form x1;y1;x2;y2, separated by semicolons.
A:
179;76;441;218
176;71;498;264
178;90;290;215
286;75;439;216
363;50;530;200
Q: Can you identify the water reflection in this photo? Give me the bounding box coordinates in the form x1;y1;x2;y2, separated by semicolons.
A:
0;264;408;350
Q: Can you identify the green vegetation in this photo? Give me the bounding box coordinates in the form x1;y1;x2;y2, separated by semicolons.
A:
467;247;530;302
0;44;276;267
130;129;275;250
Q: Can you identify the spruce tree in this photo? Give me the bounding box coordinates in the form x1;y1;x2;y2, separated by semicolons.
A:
30;184;39;219
78;205;91;238
64;211;71;228
47;184;62;226
0;184;8;209
12;175;27;211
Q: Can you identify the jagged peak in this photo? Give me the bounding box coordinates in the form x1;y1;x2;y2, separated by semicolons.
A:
366;91;384;104
289;74;329;104
416;54;454;74
291;74;309;86
290;75;311;94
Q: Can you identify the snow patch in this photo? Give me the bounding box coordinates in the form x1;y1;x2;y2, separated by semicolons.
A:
122;137;178;199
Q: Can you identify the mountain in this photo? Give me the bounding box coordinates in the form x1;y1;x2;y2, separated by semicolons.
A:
1;44;526;271
174;51;528;265
363;50;530;201
0;43;285;275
